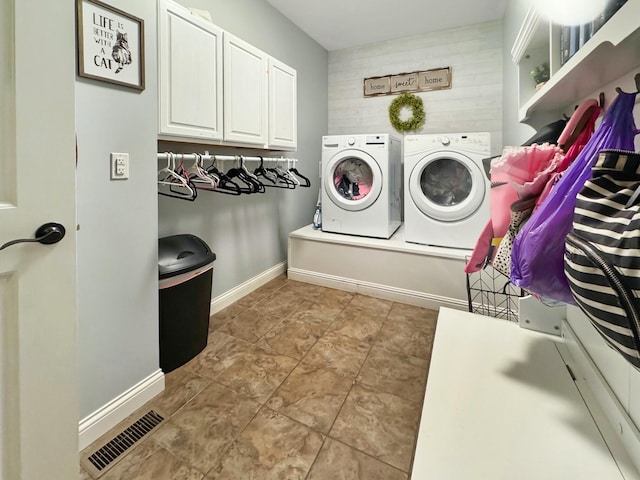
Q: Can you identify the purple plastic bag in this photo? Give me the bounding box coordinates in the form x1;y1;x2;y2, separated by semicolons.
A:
511;91;638;303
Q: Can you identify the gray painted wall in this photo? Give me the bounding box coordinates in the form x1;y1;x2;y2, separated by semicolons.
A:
76;0;159;418
328;21;504;156
76;0;326;417
158;0;328;297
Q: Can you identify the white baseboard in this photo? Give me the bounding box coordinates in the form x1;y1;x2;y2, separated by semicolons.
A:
78;369;165;451
559;322;640;479
210;261;287;315
287;267;467;311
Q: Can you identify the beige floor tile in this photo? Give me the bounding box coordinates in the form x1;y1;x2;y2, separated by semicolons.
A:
81;284;433;479
288;298;342;325
307;438;407;480
302;332;371;378
148;367;211;417
376;316;436;359
206;408;323;479
329;384;421;472
255;288;310;317
327;307;385;344
311;288;355;316
209;303;248;331
152;383;260;475
276;281;328;300
218;308;284;343
201;341;299;403
387;303;438;324
266;363;353;433
257;317;324;360
357;344;428;403
101;440;202;480
236;275;288;307
186;332;248;377
348;294;393;318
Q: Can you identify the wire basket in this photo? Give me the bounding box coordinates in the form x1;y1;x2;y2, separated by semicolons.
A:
466;261;524;323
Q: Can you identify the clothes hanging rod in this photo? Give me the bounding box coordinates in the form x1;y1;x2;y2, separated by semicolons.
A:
157;152;297;163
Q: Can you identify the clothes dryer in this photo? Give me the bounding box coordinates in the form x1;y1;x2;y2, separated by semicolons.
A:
404;133;491;248
321;134;401;239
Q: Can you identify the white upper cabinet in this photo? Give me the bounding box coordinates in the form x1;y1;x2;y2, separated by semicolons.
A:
157;0;298;150
513;0;640;121
158;0;223;140
223;33;268;146
268;57;297;150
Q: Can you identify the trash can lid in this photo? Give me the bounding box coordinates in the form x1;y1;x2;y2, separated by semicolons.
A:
158;234;216;279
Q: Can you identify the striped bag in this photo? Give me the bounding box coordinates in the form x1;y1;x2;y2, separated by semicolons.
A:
564;149;640;368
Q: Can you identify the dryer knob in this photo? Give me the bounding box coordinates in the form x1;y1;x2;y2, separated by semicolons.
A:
441;136;451;146
348;137;356;146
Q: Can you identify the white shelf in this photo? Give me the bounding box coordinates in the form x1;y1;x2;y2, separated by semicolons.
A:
517;0;640;121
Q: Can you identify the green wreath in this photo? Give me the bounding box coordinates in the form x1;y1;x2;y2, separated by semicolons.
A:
388;93;425;132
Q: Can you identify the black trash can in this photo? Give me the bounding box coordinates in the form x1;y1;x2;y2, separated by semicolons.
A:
158;234;216;373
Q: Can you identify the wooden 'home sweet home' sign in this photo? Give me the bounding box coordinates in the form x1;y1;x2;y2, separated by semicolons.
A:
364;67;451;97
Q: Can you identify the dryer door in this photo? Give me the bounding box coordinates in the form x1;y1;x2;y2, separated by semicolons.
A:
409;150;486;222
324;149;383;212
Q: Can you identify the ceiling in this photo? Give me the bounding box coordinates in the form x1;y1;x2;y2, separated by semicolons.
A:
265;0;508;51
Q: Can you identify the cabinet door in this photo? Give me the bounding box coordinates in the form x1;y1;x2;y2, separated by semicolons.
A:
158;0;223;140
223;33;268;146
268;57;297;150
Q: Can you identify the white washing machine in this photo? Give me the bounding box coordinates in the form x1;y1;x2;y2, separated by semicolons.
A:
404;132;491;248
321;134;401;239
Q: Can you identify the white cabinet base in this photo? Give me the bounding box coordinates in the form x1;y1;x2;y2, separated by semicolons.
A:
288;225;469;310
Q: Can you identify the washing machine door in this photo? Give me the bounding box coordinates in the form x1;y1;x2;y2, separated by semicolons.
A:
409;150;486;222
324;149;383;211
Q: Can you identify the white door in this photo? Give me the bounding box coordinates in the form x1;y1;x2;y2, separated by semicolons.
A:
223;32;268;146
0;1;78;479
268;57;297;150
409;151;486;222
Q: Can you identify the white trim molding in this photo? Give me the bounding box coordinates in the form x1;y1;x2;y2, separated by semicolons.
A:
210;261;287;315
287;267;467;311
78;369;165;451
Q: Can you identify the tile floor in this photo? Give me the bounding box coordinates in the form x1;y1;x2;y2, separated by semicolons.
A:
80;276;438;480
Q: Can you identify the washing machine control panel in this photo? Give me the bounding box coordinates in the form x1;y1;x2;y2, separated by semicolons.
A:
322;134;393;150
404;132;490;155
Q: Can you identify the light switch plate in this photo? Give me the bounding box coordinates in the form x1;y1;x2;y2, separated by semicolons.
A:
111;152;129;180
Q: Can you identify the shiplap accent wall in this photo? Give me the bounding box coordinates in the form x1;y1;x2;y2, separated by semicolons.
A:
329;20;504;155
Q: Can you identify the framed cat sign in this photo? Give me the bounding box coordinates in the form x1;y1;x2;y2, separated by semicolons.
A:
76;0;145;91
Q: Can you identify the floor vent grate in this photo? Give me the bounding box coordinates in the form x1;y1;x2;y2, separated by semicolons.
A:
81;409;165;479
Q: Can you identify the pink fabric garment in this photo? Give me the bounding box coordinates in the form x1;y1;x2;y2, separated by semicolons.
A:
464;220;494;273
492;143;564;198
534;105;600;210
464;143;564;274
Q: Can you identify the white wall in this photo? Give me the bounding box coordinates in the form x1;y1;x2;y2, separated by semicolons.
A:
158;0;328;297
328;20;504;155
76;0;159;418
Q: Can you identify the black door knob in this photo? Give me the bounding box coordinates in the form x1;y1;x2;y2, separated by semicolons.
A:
0;222;66;251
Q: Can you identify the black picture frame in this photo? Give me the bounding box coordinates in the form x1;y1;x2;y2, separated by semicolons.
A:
76;0;145;91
